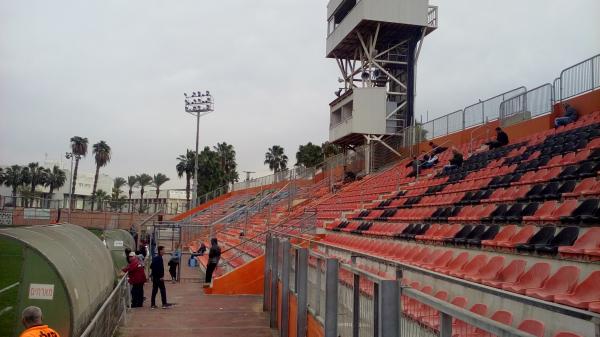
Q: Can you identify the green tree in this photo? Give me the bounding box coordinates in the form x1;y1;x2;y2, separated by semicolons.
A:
152;173;170;199
196;147;224;197
69;136;88;207
214;142;239;189
296;142;323;168
264;145;288;173
321;141;341;158
25;163;48;206
127;175;138;212
113;177;126;197
2;165;26;198
176;150;196;209
94;189;108;211
136;174;153;213
91;141;111;210
45;165;67;199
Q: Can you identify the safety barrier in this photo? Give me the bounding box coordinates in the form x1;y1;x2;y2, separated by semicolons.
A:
80;275;130;337
558;53;600;101
264;235;539;337
499;83;554;123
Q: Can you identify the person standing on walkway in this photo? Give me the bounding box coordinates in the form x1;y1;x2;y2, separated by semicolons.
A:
19;306;60;337
123;252;147;307
204;238;222;286
168;245;181;283
150;245;172;308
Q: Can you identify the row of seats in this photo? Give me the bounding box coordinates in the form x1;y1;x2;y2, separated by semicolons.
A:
329;221;600;259
321;234;600;311
401;278;584;337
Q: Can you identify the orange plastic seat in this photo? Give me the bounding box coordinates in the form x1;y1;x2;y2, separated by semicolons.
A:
563;178;597;198
588;301;600;313
495;225;536;248
517;319;545;337
559;227;600;257
481;225;517;247
464;256;505;283
463;310;513;337
449;254;488;278
433;252;469;274
553;271;600;309
553;332;583;337
525;266;580;301
481;259;526;288
502;262;551;294
542;199;579;222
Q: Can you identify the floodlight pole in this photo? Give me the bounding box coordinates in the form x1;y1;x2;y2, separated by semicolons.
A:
184;90;214;235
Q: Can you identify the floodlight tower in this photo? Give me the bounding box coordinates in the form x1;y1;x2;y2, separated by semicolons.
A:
326;0;438;170
184;90;214;208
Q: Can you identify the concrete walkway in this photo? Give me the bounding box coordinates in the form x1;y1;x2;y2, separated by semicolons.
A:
119;280;276;337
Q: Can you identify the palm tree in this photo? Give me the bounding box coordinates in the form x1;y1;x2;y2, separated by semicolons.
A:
136;174;153;213
152;173;170;212
2;165;26;198
214;142;239;190
113;177;126;197
264;145;288;173
126;176;138;212
70;136;88;208
94;189;108;211
176;150;195;210
91;141;111;210
45;165;67;200
26;162;48;207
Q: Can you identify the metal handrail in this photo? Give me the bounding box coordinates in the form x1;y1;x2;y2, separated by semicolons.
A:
267;228;600;322
79;274;129;337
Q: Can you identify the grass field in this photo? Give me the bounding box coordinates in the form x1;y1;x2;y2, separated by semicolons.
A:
0;239;23;337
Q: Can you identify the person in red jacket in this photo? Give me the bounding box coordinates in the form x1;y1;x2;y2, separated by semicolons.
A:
123;251;147;307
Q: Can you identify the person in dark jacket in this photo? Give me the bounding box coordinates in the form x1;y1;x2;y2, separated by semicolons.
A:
485;127;509;149
122;252;147;307
204;238;222;285
429;142;448;155
443;149;464;173
555;103;579;127
150;246;172;308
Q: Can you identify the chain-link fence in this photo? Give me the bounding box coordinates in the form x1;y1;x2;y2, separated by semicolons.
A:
79;275;129;337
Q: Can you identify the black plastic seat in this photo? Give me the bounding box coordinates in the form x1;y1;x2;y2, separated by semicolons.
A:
333;221;349;231
459;191;475;205
454;224;486;244
557;180;576;197
399;223;422;239
523;184;545;201
498;203;524;222
536;226;580;255
575;161;600;178
559;165;580;180
429;207;447;221
561;199;600;223
483;204;508;222
467;225;499;246
515;226;556;252
534;182;560;201
405;223;430;240
444;224;473;244
397;223;416;238
519;202;540;220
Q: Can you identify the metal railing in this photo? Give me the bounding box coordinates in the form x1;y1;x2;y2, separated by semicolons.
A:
500;83;554;123
232;166;317;192
264;234;538;337
80;275;130;337
427;6;439;28
558;53;600;101
405;86;527;146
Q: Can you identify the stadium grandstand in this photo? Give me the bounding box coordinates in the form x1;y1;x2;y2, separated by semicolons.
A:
1;0;599;337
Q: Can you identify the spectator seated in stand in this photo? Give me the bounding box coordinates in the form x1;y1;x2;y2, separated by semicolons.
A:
343;166;357;183
429;141;448;155
421;154;439;169
485;127;509;149
555;103;579;128
443;148;464;173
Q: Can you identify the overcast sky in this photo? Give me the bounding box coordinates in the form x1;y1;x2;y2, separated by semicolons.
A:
1;0;599;190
